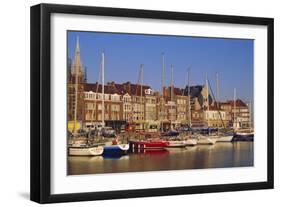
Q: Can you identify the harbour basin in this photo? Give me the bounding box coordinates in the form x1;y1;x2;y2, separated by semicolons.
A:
67;141;253;175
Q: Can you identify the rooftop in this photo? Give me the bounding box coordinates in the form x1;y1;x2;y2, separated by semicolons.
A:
220;99;248;107
84;82;151;96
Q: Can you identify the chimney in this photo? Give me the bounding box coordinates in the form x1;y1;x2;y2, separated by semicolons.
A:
124;82;131;94
171;85;174;101
162;86;167;99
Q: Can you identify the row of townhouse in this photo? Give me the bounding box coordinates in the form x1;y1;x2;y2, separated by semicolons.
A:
81;82;242;129
68;73;251;131
82;82;186;131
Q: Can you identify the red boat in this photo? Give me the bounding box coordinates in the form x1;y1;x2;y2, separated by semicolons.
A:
129;139;169;150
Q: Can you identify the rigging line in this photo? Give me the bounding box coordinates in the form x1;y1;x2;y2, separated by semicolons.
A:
207;79;226;129
92;56;102;125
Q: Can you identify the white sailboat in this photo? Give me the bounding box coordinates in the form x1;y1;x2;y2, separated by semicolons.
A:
69;145;104;156
197;136;217;145
101;52;130;154
234;100;254;140
184;69;198;146
166;140;187;148
185;137;198;146
68;44;104;156
197;74;217;145
214;73;233;142
216;135;233;142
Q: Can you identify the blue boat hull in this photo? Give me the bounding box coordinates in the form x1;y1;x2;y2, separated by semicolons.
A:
233;134;254;141
102;145;128;156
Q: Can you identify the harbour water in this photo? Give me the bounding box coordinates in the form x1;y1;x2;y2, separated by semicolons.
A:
67;141;253;175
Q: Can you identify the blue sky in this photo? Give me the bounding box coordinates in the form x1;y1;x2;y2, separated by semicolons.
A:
68;31;253;102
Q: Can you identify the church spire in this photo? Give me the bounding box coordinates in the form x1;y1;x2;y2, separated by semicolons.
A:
75;36;80;53
71;36;83;76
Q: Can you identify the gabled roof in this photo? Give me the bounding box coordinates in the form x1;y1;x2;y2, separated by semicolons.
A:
182;85;204;98
121;82;151;96
167;85;206;97
174;87;184;96
84;83;119;94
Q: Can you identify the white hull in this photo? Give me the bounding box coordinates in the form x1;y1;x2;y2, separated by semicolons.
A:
118;144;130;151
185;139;198;146
166;141;187;148
216;135;233;142
197;136;217;145
69;146;104;156
236;132;254;136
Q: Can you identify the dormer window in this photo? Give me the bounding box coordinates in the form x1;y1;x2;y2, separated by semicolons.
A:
145;88;153;95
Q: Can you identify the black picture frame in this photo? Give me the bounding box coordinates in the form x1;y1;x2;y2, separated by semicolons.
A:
30;3;274;204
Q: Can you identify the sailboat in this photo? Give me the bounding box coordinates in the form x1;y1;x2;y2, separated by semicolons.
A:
69;144;104;156
129;62;170;149
233;99;254;141
183;68;198;146
185;138;198;146
102;137;130;156
213;73;233;142
160;64;186;148
197;74;217;145
234;131;254;141
68;38;104;156
163;135;187;148
97;52;130;155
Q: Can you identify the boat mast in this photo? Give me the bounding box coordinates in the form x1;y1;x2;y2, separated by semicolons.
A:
101;51;105;127
140;64;143;98
140;64;144;129
161;53;165;132
161;53;165;95
171;64;174;102
206;74;210;128
249;100;252;129
73;37;79;135
73;63;78;135
216;72;220;131
187;68;191;128
92;61;101;128
233;88;237;130
170;65;174;129
216;72;219;109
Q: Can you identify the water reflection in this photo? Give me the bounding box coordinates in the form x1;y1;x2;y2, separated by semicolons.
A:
102;154;129;160
68;142;253;175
